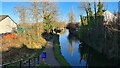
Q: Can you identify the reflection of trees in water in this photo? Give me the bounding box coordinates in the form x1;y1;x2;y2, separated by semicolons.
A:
67;33;116;66
67;34;78;56
79;44;88;64
79;43;117;66
68;40;74;56
68;34;74;56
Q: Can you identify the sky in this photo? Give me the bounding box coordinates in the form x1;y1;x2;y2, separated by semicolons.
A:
0;2;119;23
0;0;120;2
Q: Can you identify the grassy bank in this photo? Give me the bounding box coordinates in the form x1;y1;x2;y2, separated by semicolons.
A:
53;35;70;67
37;63;51;68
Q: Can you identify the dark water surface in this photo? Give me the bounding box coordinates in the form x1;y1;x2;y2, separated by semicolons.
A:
59;30;117;67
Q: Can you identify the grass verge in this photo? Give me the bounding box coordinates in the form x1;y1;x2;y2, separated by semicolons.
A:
53;35;71;67
37;63;51;68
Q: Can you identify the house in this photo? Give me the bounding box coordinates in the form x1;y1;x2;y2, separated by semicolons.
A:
103;10;117;23
0;15;17;34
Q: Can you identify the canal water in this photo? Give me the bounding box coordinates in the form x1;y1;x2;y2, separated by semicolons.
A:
59;30;86;66
59;30;116;67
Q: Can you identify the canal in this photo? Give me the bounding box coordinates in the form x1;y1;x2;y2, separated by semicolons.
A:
59;30;116;67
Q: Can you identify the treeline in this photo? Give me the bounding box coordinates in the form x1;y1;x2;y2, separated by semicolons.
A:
78;2;119;60
79;2;104;41
15;2;65;34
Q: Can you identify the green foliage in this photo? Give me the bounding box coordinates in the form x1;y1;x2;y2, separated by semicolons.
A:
37;63;51;68
89;3;94;17
80;15;88;26
78;26;86;41
83;18;88;26
43;14;54;33
97;2;103;16
42;2;58;33
79;2;104;44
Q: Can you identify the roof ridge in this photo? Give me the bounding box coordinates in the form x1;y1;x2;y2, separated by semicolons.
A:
0;15;9;22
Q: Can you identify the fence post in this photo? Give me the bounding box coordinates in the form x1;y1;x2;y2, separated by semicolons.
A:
4;65;6;68
33;57;35;67
20;61;22;68
29;59;30;68
37;56;39;64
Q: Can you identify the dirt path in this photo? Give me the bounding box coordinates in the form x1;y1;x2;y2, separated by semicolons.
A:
40;40;60;66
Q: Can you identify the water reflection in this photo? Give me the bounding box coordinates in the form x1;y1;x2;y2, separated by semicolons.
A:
68;40;74;56
79;44;88;65
59;30;86;66
59;30;118;67
79;43;117;67
68;34;76;56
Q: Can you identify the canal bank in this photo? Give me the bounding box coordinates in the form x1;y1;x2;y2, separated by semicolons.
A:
53;34;70;66
59;30;119;67
41;32;70;67
59;30;85;66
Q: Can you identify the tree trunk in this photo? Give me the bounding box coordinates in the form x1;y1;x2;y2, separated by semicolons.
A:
94;2;97;19
80;15;84;26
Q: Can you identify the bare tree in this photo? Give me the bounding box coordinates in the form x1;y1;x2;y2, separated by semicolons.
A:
29;2;41;24
68;6;76;23
14;5;27;23
29;2;41;37
40;2;58;33
78;2;90;21
29;2;58;33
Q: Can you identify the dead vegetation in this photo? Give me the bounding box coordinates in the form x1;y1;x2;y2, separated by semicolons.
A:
2;23;46;63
